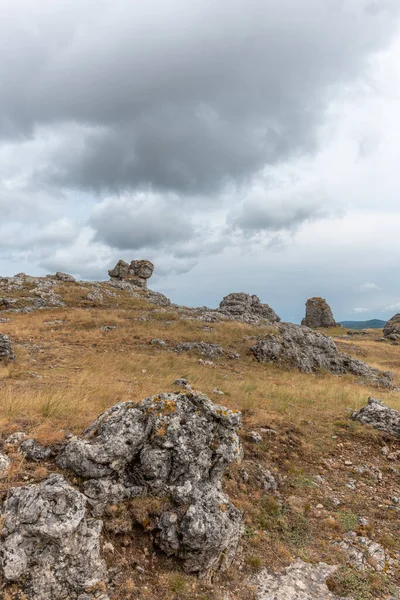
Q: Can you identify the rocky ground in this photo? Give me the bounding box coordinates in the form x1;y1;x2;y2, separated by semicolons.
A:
0;272;399;599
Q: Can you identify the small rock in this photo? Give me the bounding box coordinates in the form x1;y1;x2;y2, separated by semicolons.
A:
150;339;167;347
0;452;11;477
20;438;52;461
5;431;27;445
213;388;224;395
249;431;262;444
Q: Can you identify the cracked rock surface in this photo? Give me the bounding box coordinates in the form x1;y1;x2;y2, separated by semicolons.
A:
255;560;347;599
352;397;400;438
57;391;243;574
1;474;109;600
251;323;393;387
219;293;280;324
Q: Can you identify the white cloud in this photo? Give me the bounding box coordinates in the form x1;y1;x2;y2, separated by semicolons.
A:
354;307;370;313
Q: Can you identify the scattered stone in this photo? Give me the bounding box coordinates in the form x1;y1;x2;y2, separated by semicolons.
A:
337;532;397;572
352;397;400;438
175;341;225;359
383;313;400;340
0;474;109;600
198;359;216;367
5;431;27;445
251;323;392;387
219;293;280;324
249;431;262;444
20;438;53;461
0;317;9;323
213;388;224;395
87;289;104;302
255;559;345;599
101;325;117;331
57;391;243;575
0;452;11;477
55;271;76;282
301;297;337;328
0;333;15;362
150;338;167;347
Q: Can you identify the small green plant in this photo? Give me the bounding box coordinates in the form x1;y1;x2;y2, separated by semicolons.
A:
169;573;186;594
326;567;395;600
245;554;262;571
337;510;358;532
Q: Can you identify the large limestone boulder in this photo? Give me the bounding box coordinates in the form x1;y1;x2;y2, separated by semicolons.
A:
57;391;243;574
301;297;337;328
0;474;108;600
219;292;280;324
251;322;392;387
108;259;154;289
352;397;400;438
383;313;400;340
0;333;15;362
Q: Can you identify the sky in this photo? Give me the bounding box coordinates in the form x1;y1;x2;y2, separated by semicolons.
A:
1;0;400;323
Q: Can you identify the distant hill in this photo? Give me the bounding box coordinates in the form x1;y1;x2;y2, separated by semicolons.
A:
339;319;387;330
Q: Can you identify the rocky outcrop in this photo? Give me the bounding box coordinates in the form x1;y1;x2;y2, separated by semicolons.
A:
352;397;400;438
251;323;392;387
255;560;346;599
219;293;280;324
301;297;337;328
0;333;15;361
55;271;76;282
108;259;154;289
1;474;108;600
57;391;243;574
383;313;400;340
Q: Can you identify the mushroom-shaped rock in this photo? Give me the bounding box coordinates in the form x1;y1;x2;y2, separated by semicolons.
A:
251;322;392;387
0;474;108;600
108;259;154;289
57;391;243;574
352;397;400;438
0;334;15;362
219;293;280;324
383;313;400;340
301;297;337;328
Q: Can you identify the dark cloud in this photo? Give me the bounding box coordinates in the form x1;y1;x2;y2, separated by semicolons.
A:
0;1;399;194
89;194;194;250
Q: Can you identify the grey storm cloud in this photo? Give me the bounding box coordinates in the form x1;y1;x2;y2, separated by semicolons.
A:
1;0;399;195
90;195;194;250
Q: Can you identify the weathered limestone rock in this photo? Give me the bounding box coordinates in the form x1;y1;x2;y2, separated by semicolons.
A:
108;259;154;289
383;313;400;340
0;452;11;477
0;333;15;361
219;293;280;324
301;297;337;328
0;474;109;600
352;397;400;438
57;392;243;574
20;437;53;461
337;531;398;572
255;559;346;599
55;271;76;282
251;323;392;387
175;341;225;359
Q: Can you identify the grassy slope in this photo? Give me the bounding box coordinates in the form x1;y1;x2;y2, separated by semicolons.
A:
0;291;399;599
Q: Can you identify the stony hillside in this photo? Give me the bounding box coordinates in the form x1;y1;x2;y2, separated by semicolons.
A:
0;264;399;600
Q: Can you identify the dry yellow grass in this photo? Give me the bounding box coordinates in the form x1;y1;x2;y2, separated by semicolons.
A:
0;305;399;442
